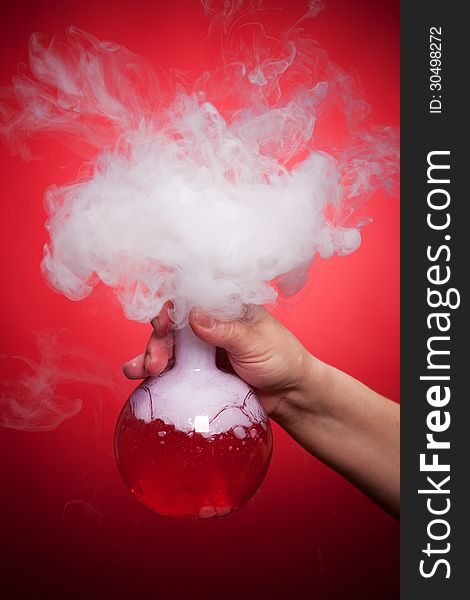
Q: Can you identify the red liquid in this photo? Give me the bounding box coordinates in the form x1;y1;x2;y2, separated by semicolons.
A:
115;411;273;518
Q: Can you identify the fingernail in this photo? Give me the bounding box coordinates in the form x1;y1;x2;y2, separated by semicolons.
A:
194;310;216;329
123;355;139;369
144;354;151;372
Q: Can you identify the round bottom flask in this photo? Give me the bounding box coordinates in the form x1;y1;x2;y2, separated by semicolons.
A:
114;326;273;518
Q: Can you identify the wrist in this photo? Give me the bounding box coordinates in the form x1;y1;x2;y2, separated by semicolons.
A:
272;351;330;425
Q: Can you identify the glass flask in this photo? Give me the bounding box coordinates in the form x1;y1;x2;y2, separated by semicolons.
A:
114;325;273;518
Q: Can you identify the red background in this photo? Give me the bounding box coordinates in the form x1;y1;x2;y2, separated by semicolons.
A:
0;1;399;598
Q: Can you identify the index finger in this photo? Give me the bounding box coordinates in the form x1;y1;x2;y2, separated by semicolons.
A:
151;300;174;338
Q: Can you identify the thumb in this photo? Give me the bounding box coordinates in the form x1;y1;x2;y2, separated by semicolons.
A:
189;309;253;358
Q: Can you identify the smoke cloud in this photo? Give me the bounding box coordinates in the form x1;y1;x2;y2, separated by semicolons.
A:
0;1;398;327
0;329;115;432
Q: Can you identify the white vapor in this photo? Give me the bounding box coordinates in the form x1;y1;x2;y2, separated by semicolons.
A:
0;330;115;432
0;2;399;327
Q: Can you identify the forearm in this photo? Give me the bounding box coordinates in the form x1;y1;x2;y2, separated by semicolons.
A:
272;354;400;517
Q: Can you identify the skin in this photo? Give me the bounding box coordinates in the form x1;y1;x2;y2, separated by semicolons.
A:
123;304;400;518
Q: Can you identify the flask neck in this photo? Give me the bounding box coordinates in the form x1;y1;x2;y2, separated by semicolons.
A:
173;325;216;371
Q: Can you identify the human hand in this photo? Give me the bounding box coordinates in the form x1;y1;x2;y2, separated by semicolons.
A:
122;304;316;420
122;303;400;516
